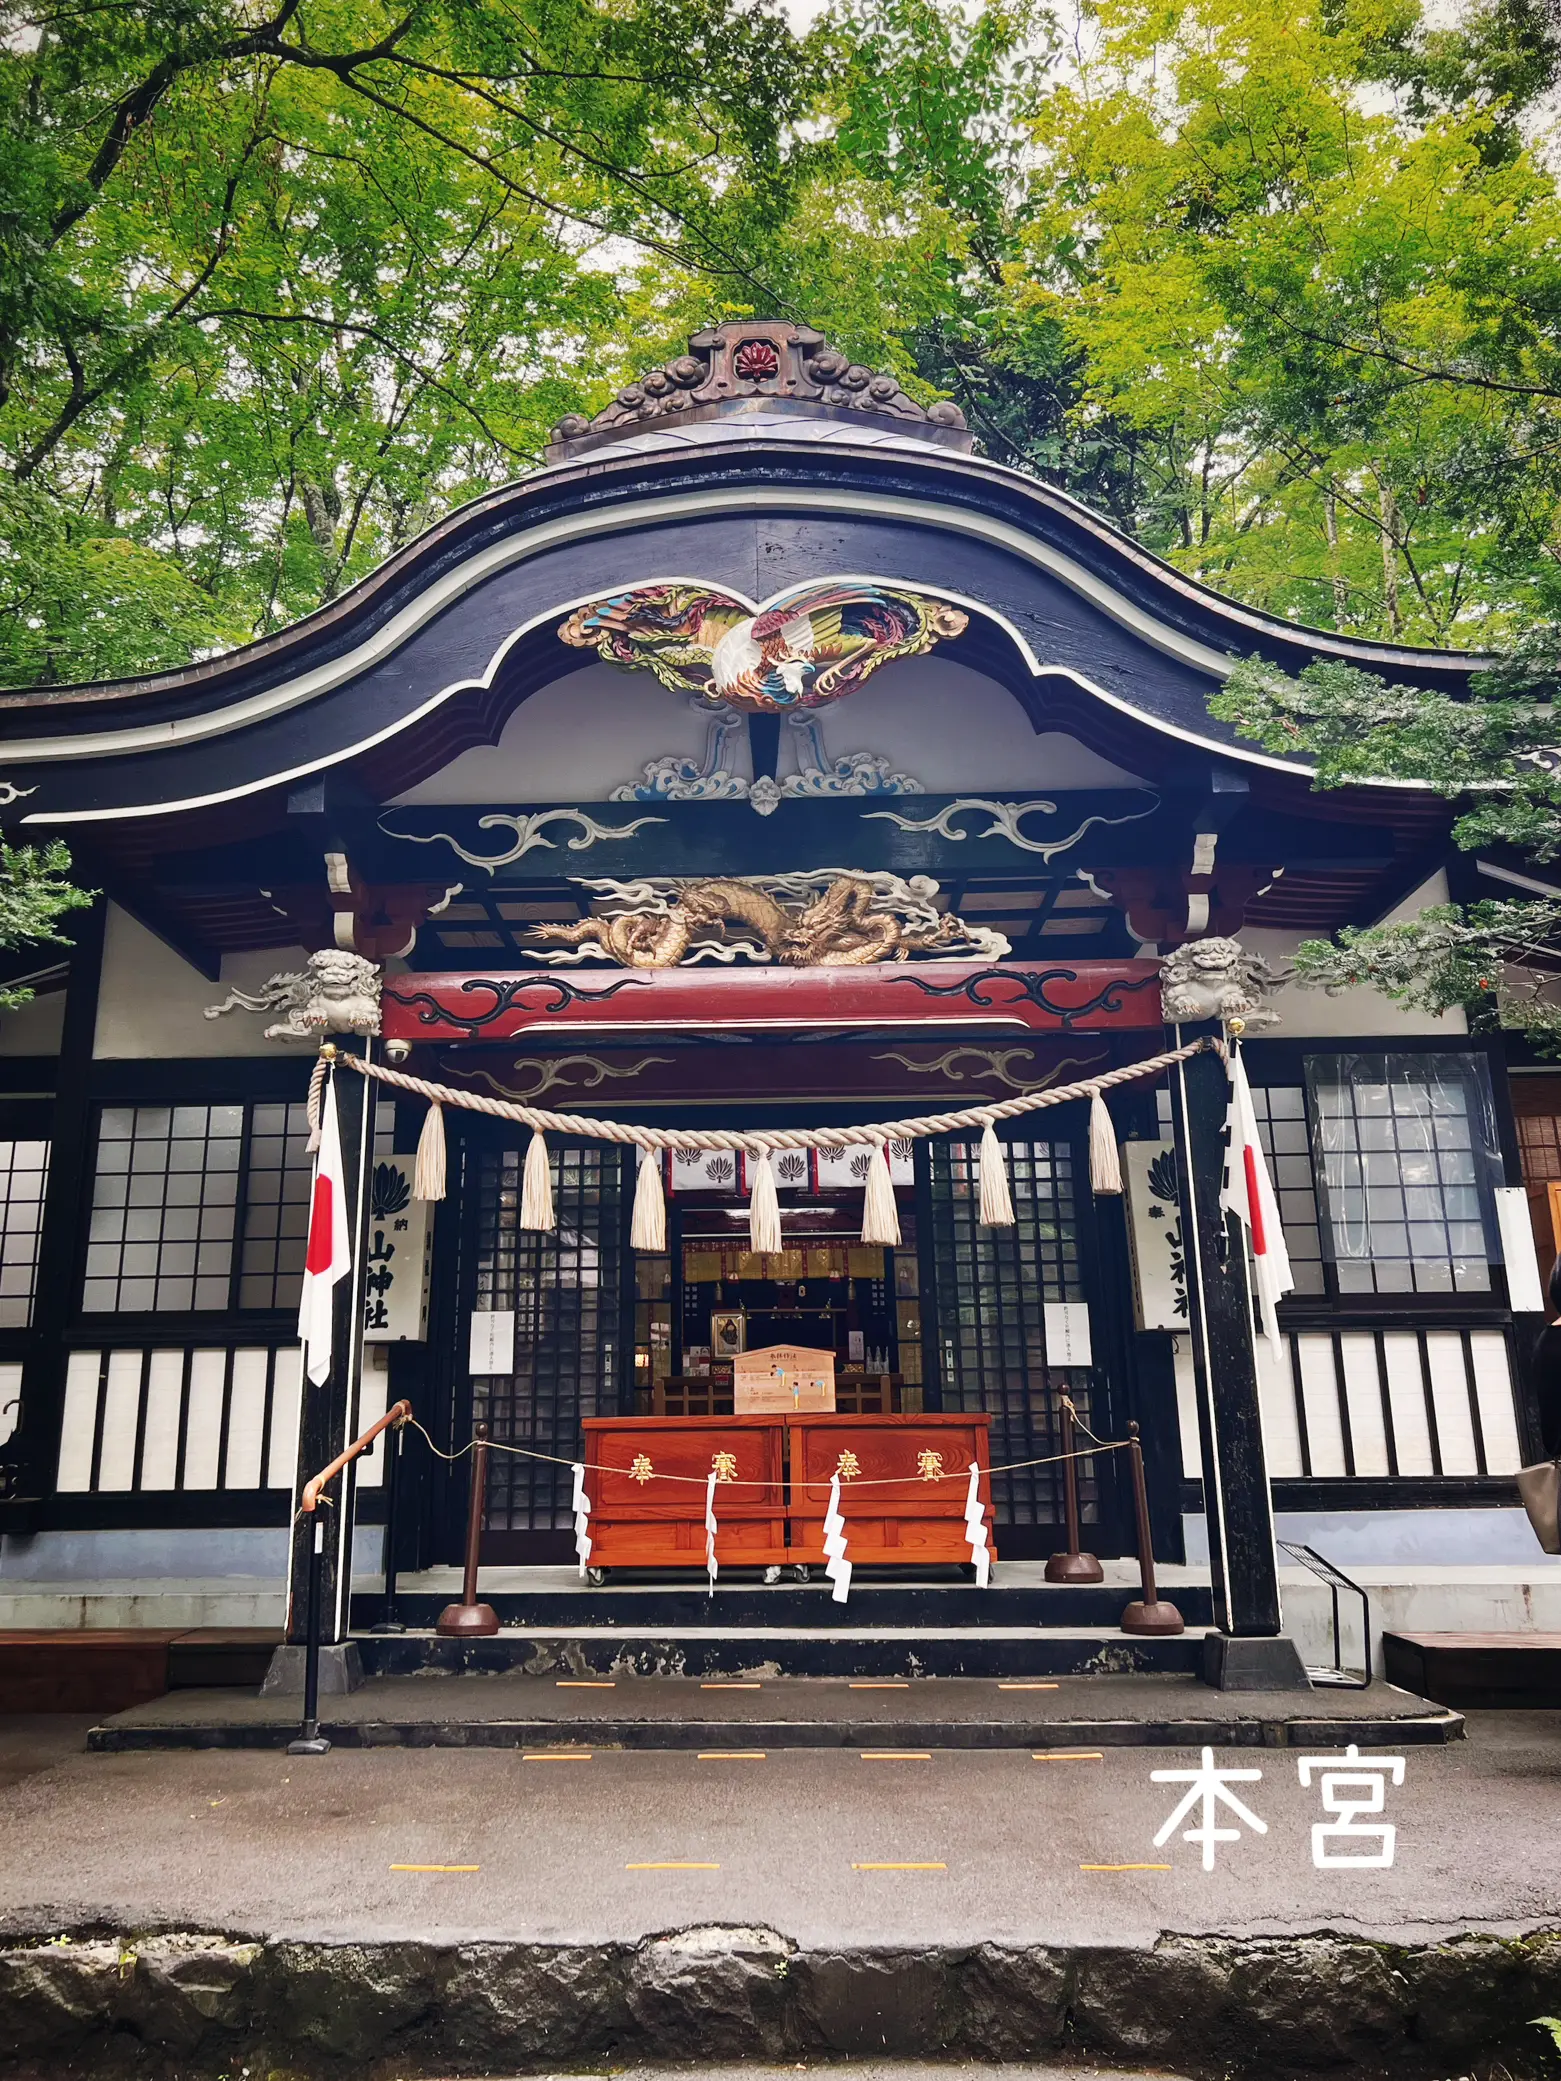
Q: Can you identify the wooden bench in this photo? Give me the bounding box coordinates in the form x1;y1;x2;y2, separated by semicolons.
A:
1382;1631;1561;1709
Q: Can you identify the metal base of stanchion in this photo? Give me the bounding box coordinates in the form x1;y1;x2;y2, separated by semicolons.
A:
1121;1598;1185;1636
1045;1550;1105;1583
286;1731;333;1756
370;1620;408;1635
436;1601;500;1637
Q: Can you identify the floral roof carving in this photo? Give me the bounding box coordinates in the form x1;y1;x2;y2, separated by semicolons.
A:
546;318;971;460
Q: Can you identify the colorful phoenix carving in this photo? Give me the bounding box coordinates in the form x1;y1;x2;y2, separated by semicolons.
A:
557;582;969;714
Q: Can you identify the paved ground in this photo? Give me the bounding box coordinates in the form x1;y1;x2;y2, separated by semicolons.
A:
3;1706;1559;1950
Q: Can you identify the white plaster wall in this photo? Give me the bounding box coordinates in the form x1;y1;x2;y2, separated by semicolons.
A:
0;990;63;1057
1243;871;1467;1038
394;656;1143;805
93;905;313;1060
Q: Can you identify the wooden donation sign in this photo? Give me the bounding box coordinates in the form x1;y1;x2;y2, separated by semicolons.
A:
734;1344;836;1414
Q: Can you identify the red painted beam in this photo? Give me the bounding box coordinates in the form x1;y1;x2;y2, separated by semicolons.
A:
382;959;1163;1044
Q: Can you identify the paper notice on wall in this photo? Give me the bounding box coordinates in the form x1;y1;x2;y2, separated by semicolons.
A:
468;1309;516;1375
1494;1185;1546;1313
1043;1301;1093;1368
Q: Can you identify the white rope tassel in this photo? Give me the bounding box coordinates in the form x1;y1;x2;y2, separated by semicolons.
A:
1089;1087;1123;1195
748;1149;783;1255
977;1120;1015;1227
705;1468;720;1586
822;1471;852;1604
860;1141;901;1246
520;1128;555;1232
630;1146;667;1252
963;1461;991;1588
571;1461;592;1578
413;1102;447;1202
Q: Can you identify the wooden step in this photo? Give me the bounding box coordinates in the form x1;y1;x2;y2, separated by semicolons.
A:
1382;1631;1561;1709
0;1627;282;1713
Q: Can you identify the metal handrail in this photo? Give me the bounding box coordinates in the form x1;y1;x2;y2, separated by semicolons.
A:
302;1400;412;1514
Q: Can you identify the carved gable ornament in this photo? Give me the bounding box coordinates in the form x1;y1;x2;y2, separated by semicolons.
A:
546;317;971;458
559;581;968;716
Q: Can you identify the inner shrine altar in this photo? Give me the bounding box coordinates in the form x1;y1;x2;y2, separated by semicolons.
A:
581;1413;995;1577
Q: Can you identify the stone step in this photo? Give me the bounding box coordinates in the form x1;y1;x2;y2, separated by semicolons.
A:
351;1578;1218;1632
0;1628;281;1713
86;1667;1462;1753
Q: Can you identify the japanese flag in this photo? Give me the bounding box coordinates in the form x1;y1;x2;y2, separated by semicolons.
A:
298;1074;351;1385
1222;1047;1293;1358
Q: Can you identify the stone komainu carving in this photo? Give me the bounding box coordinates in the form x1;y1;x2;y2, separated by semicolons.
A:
1159;937;1280;1028
204;949;383;1042
529;872;1010;969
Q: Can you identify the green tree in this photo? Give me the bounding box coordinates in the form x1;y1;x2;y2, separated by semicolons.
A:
0;0;812;683
1211;636;1561;1043
0;840;93;1008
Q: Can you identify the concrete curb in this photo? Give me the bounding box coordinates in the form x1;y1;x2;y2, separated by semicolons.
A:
1;1924;1559;2078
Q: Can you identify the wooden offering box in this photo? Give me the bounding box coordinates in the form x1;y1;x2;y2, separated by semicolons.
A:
582;1416;787;1571
788;1412;995;1568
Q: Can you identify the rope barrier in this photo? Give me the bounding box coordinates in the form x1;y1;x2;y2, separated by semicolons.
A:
313;1034;1217;1153
403;1416;1123;1492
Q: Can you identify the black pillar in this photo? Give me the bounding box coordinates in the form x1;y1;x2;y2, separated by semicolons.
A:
17;898;105;1509
285;1040;377;1646
1168;1032;1307;1687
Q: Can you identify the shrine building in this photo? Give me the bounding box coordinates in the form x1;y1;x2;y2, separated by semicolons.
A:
0;318;1552;1665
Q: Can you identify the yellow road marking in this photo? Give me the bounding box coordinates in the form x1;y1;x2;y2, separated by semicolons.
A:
1080;1863;1172;1873
626;1861;721;1870
522;1751;593;1761
1033;1751;1104;1762
701;1681;761;1689
860;1750;931;1760
555;1680;614;1688
852;1861;947;1871
698;1751;767;1760
1000;1681;1060;1690
849;1680;910;1688
390;1864;480;1873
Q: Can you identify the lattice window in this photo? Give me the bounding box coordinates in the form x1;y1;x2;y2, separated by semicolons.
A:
927;1135;1094;1529
84;1106;243;1313
472;1142;626;1533
238;1102;314;1309
1307;1054;1499;1296
0;1138;48;1327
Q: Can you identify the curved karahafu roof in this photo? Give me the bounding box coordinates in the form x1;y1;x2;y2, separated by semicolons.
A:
0;320;1465;971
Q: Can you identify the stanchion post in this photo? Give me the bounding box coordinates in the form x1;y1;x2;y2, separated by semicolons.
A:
1120;1422;1184;1636
437;1421;500;1637
287;1514;333;1755
372;1418;407;1635
1045;1394;1104;1585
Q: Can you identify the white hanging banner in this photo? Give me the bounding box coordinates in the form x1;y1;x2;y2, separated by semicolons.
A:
571;1461;592;1578
704;1468;719;1585
963;1461;991;1588
823;1471;851;1604
1495;1186;1546;1312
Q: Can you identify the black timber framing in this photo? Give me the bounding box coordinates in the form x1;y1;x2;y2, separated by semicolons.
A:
10;900;104;1519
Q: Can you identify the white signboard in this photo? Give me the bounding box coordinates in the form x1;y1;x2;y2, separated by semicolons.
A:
362;1158;432;1343
1494;1185;1546;1313
468;1309;516;1376
1123;1138;1185;1332
1044;1301;1093;1368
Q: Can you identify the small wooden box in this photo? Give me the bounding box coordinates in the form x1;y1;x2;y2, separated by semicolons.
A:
733;1343;836;1414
